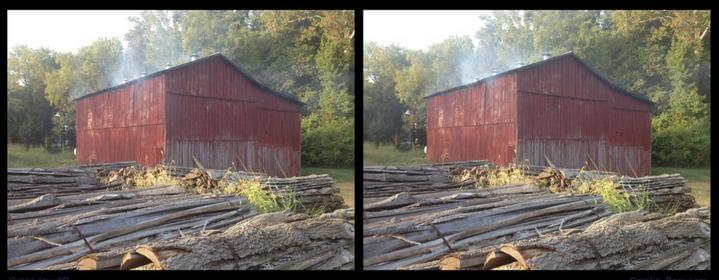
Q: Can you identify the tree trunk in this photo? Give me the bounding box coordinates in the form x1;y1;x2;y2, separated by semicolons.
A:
117;209;355;270
483;207;710;270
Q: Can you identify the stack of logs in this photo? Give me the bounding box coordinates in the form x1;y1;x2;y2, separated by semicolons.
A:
93;165;345;213
363;166;474;199
421;160;493;174
78;208;355;270
170;166;264;179
8;167;121;200
473;207;710;270
535;167;619;192
363;161;705;270
363;184;612;270
7;161;352;270
8;186;257;270
183;168;221;192
260;174;346;211
613;174;697;211
81;161;139;177
182;168;346;212
535;167;696;212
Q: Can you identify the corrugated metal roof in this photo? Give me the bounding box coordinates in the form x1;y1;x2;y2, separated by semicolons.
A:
425;52;654;105
74;53;304;105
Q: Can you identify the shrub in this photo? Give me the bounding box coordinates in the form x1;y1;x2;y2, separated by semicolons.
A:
301;114;354;168
652;122;710;167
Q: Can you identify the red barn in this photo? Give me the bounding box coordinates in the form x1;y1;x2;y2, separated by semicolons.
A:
426;52;654;176
75;53;303;177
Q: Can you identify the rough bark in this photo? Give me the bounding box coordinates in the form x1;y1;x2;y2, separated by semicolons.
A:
363;189;609;269
118;209;355;270
483;207;711;270
7;188;256;270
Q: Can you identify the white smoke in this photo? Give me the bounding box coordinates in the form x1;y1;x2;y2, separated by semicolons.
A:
458;52;479;85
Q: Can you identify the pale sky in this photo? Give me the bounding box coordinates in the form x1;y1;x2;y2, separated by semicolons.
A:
364;10;492;50
7;10;144;55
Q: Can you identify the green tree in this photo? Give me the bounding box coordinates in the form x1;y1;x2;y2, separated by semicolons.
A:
124;10;184;77
363;43;407;146
45;52;78;148
179;10;356;167
7;46;58;148
44;38;123;149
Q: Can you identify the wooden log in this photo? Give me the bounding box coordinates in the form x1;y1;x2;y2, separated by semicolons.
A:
119;252;150;270
77;248;138;270
363;201;607;269
397;260;441;270
7;194;254;269
44;262;77;270
363;192;610;270
8;194;63;212
122;209;354;270
438;246;501;270
482;207;711;270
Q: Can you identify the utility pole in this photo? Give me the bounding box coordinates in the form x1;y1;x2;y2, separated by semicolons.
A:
54;112;62;152
404;110;412;151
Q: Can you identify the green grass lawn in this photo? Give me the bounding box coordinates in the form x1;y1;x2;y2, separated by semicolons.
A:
651;166;710;207
7;144;76;168
363;142;427;166
302;167;355;207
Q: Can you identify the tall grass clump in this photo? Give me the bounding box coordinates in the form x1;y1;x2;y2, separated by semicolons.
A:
573;173;655;213
218;173;300;214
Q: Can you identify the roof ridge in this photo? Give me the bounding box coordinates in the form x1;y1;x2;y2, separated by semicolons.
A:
425;52;653;105
74;53;303;106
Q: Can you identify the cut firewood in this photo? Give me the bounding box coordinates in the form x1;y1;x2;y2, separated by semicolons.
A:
77;248;136;270
119;252;150;270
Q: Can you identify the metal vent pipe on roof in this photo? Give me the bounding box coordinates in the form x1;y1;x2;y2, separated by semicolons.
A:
543;52;552;60
165;63;172;69
140;72;146;78
190;54;199;61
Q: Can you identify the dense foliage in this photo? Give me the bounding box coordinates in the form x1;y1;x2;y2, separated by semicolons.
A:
363;10;710;166
7;10;354;168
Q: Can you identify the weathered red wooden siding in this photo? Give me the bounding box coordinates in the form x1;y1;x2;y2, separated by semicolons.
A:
163;56;301;177
426;73;517;165
426;53;652;176
76;76;166;166
516;56;652;175
605;89;652;176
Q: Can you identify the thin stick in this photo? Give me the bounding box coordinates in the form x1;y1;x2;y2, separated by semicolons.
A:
30;236;63;247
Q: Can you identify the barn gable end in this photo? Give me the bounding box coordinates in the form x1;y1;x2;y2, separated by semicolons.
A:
426;52;653;176
76;53;302;177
